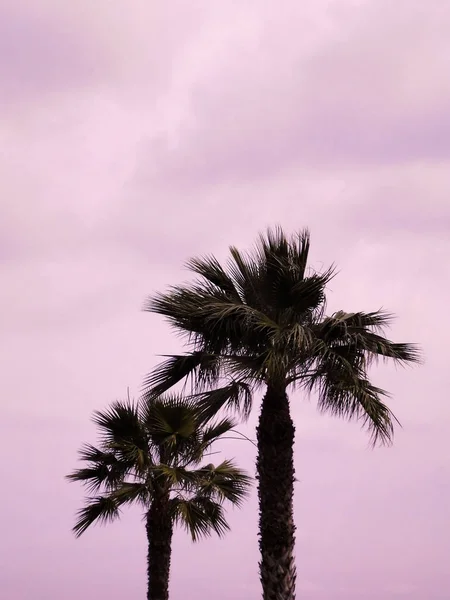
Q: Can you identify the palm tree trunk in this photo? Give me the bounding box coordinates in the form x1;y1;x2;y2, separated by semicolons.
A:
256;383;296;600
146;492;173;600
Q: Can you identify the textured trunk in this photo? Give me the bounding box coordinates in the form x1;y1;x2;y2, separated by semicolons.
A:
256;384;296;600
146;492;173;600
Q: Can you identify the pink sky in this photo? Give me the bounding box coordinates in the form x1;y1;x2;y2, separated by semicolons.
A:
1;1;449;598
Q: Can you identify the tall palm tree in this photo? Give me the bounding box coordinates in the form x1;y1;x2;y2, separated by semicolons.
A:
67;395;251;600
143;227;421;600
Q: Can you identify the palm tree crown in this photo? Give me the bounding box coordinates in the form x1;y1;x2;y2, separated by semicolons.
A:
144;227;420;444
67;395;251;539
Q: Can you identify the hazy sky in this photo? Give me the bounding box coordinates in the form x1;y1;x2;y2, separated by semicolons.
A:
1;1;449;599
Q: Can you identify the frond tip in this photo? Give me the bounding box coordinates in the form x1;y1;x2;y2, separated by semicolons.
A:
315;376;398;447
72;496;120;537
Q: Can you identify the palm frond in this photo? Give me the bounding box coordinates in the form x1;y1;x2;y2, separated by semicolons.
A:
147;286;235;353
316;311;422;366
92;401;145;447
223;355;267;387
227;245;263;309
186;255;242;302
142;352;222;398
153;464;198;489
194;380;253;421
250;227;332;321
72;496;120;537
311;368;397;446
183;416;239;464
66;465;116;494
275;323;314;352
200;417;237;445
77;443;116;463
66;444;130;493
197;303;283;357
318;311;394;341
91;401;150;472
193;460;252;506
142;395;202;462
110;482;149;506
288;268;335;316
143;395;198;439
287;228;311;278
170;496;230;541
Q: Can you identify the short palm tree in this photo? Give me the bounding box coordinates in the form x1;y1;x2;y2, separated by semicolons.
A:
67;395;251;600
143;227;421;600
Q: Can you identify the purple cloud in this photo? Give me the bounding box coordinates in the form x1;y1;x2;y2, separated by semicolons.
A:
1;1;449;598
147;0;450;186
0;4;109;105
